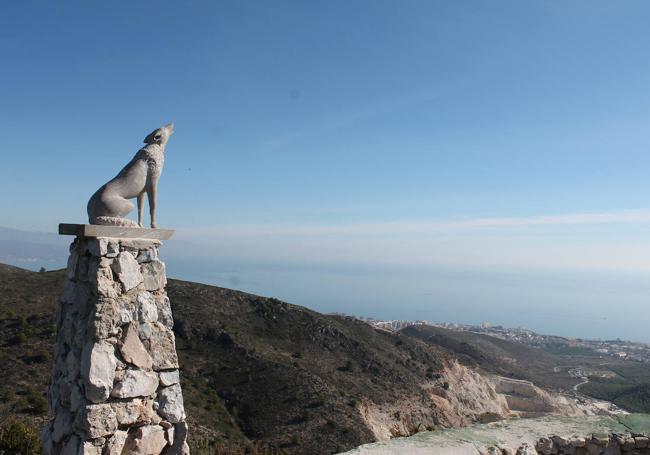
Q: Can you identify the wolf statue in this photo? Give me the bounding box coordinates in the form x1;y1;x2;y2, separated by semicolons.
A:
87;123;174;228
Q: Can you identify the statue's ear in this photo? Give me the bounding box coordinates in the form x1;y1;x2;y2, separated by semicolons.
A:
144;130;160;144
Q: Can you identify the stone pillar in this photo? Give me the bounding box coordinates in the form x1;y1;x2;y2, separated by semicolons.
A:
42;225;189;455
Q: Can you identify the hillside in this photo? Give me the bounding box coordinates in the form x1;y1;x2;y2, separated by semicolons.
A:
580;363;650;413
401;325;575;390
6;264;650;453
402;325;650;411
0;264;503;454
167;278;457;453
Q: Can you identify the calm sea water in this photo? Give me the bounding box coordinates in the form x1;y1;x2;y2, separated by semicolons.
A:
166;257;650;344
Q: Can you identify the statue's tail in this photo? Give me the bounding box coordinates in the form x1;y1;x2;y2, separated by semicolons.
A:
89;216;139;227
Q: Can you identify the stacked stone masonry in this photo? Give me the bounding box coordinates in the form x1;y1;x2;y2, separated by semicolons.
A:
41;236;189;454
486;432;650;455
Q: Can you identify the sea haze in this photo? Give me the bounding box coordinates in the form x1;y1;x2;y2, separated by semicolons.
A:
3;227;648;344
165;257;650;344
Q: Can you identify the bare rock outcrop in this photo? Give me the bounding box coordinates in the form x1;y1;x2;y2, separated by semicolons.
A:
355;359;606;444
356;360;511;441
492;376;589;417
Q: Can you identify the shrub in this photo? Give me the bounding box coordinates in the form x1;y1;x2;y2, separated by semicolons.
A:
189;437;211;455
191;437;290;455
337;360;354;372
17;387;47;415
29;394;48;415
307;398;324;408
0;417;42;455
24;349;49;364
12;333;28;345
426;367;442;380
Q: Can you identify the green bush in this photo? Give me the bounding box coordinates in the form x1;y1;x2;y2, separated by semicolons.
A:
11;333;28;345
190;437;288;455
17;387;48;415
302;409;313;421
189;437;212;455
307;398;324;408
24;349;49;364
0;417;42;455
426;367;442;380
337;360;354;372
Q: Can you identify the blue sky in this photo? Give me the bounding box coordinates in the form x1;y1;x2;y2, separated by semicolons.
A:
2;1;650;339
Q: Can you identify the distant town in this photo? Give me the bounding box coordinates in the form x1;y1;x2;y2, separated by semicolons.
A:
354;316;650;364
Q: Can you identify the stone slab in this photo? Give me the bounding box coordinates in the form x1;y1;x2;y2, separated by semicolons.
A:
339;414;650;455
59;224;174;240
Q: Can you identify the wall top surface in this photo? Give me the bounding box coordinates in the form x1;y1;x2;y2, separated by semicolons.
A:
59;223;174;240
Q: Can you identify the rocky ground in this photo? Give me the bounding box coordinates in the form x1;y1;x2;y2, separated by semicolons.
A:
340;414;650;455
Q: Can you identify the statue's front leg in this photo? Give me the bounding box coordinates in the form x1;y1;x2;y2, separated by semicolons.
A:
147;184;158;229
137;192;145;227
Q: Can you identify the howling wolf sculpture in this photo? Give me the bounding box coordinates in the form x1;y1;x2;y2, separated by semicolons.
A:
87;123;174;228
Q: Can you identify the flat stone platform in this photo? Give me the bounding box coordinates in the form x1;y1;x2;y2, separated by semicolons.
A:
59;223;174;240
339;414;650;455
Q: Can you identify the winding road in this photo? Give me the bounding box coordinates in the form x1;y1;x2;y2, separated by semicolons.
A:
573;377;589;392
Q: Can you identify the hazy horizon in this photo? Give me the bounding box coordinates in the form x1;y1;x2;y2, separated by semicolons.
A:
3;225;649;343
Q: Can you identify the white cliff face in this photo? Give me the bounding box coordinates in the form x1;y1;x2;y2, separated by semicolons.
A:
354;360;510;441
428;360;511;426
354;359;617;444
41;235;189;455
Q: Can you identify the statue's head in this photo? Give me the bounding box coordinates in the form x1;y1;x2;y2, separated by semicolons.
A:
143;123;174;145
